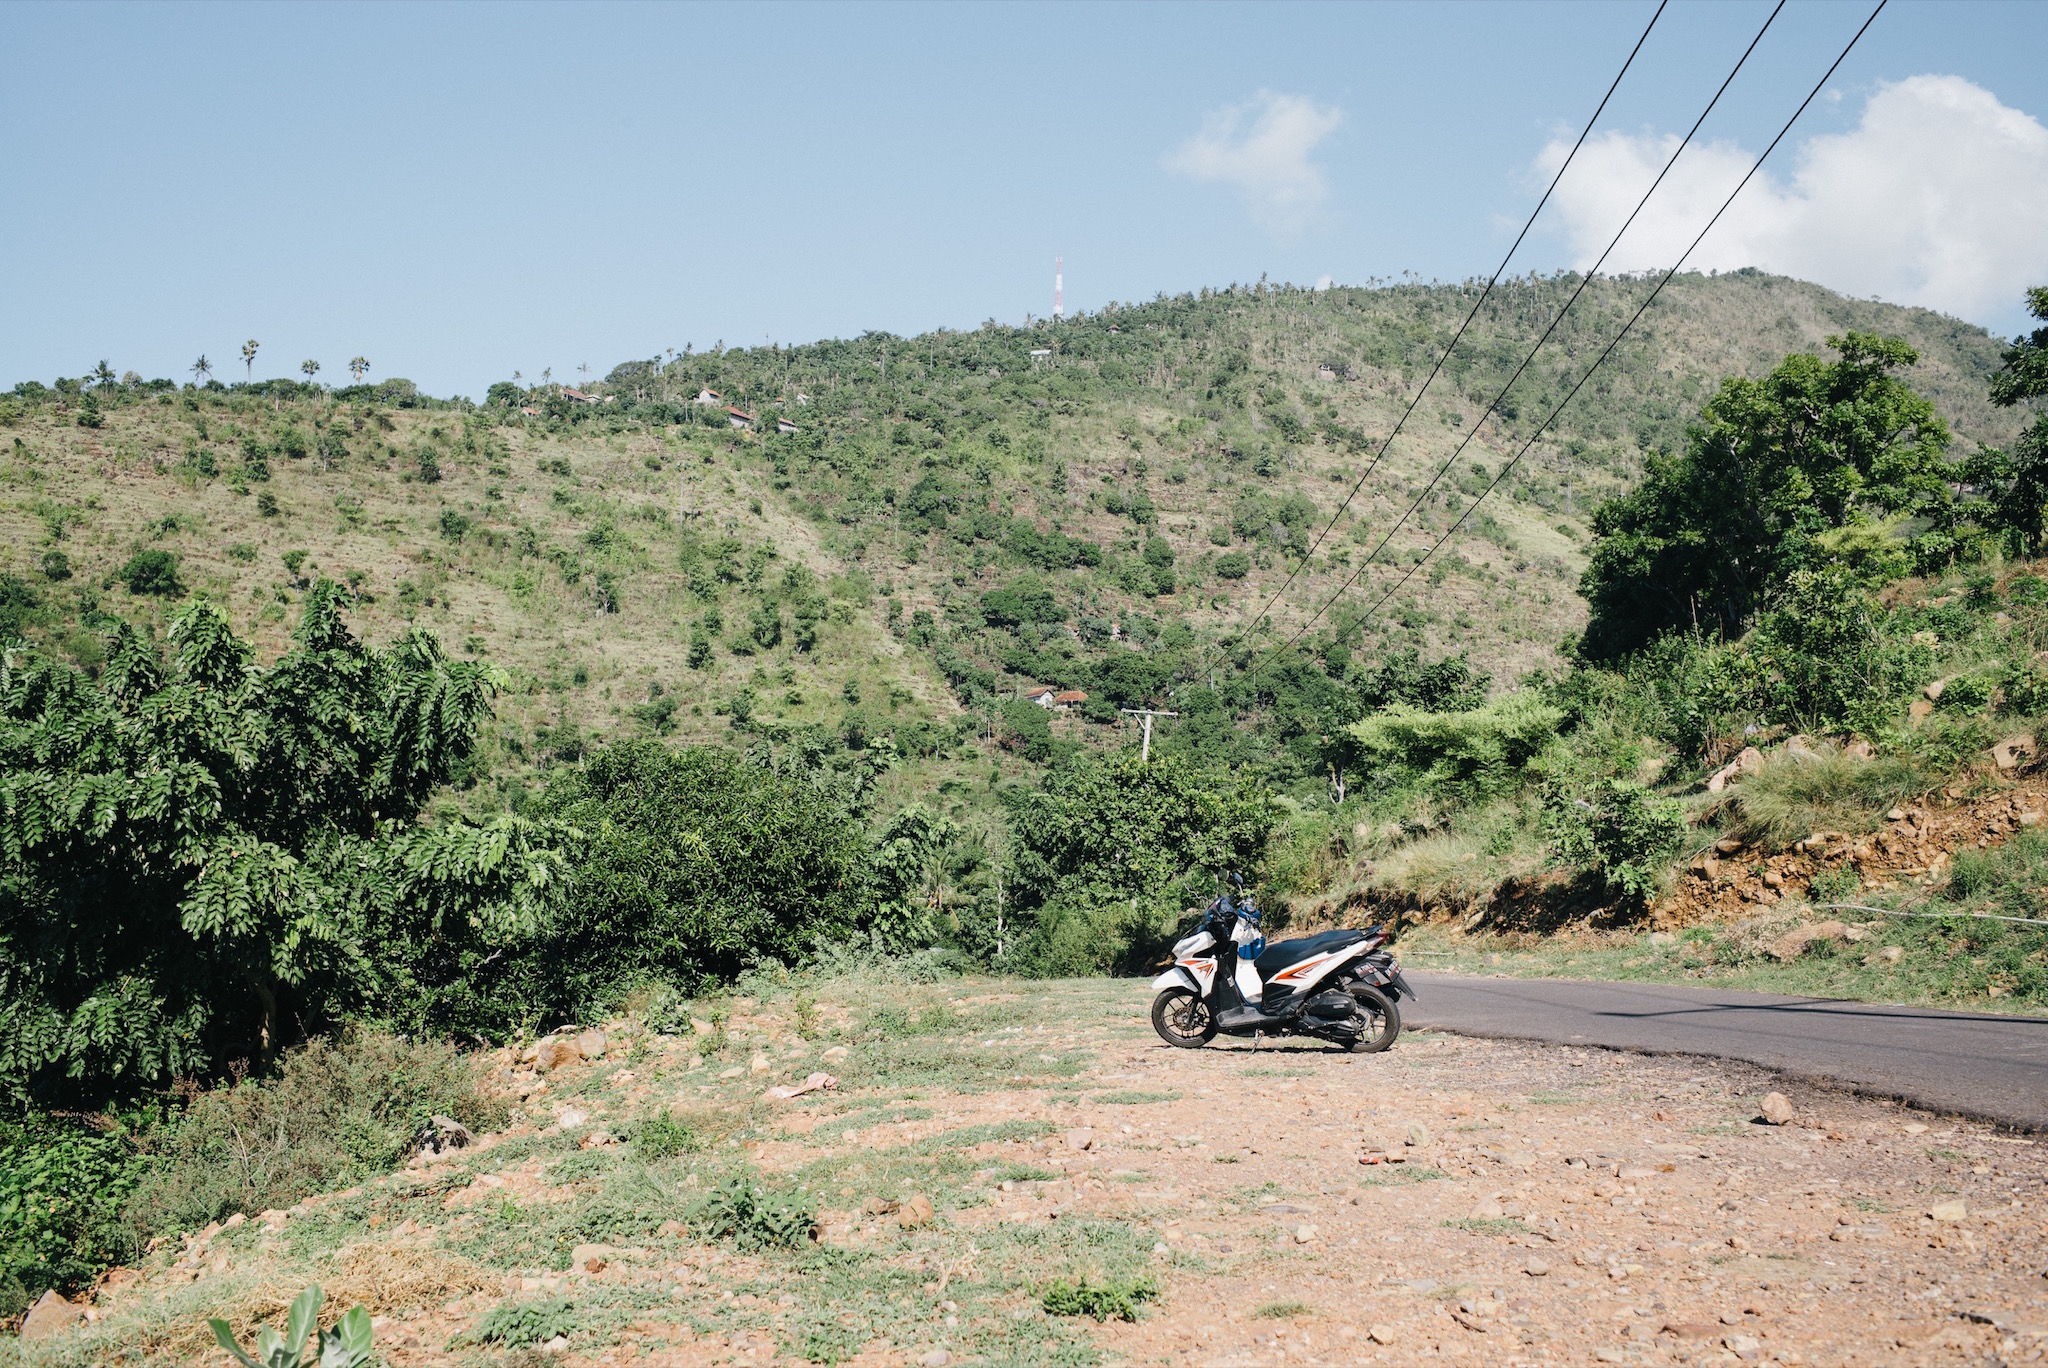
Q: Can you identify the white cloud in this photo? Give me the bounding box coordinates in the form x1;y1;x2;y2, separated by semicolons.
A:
1314;274;1335;291
1537;75;2048;324
1166;91;1342;236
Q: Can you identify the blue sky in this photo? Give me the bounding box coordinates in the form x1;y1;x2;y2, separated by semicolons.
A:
4;1;2044;399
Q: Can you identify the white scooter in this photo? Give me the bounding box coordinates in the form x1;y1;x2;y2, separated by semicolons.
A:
1149;876;1411;1052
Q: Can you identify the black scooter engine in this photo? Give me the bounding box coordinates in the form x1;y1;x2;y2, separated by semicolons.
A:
1303;988;1361;1035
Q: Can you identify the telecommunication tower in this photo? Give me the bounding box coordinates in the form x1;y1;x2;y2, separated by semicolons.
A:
1054;256;1063;322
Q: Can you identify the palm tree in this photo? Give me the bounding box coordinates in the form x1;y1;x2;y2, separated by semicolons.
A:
91;360;116;390
191;355;212;385
241;339;259;382
301;359;320;387
348;356;369;383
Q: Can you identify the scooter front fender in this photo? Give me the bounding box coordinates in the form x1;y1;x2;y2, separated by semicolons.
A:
1151;967;1201;996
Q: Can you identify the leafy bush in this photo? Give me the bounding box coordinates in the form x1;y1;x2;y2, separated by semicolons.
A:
634;1108;699;1160
1347;692;1564;807
212;1284;373;1368
465;1296;579;1347
0;1122;139;1305
1214;550;1250;580
1544;778;1686;901
523;740;870;1018
117;547;183;596
1042;1275;1157;1322
1008;753;1278;975
39;550;70;581
693;1175;815;1251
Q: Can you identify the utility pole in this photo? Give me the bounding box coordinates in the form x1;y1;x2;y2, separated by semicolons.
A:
1119;708;1179;763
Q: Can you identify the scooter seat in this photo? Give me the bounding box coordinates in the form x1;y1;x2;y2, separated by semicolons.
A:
1253;928;1369;975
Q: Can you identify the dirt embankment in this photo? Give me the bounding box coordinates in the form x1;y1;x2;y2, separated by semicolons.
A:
1302;773;2048;939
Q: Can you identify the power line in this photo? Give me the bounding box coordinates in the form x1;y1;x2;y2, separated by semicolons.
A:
1228;0;1670;654
1285;0;1889;656
1260;0;1787;669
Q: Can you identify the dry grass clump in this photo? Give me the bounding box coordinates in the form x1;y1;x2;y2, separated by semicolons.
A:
1725;747;1931;846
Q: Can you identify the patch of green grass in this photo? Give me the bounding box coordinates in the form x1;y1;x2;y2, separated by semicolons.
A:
1442;1217;1528;1235
1090;1090;1181;1105
464;1296;581;1347
1212;1154;1240;1164
985;1163;1059;1184
1728;749;1932;846
635;1109;699;1159
1253;1300;1310;1319
1042;1275;1158;1322
915;1119;1055;1152
1525;1090;1579;1105
695;1175;816;1251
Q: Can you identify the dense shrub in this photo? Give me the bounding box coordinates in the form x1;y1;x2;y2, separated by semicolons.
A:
521;740;872;1017
1347;692;1564;807
1544;778;1686;901
117;547;183;596
0;1121;139;1307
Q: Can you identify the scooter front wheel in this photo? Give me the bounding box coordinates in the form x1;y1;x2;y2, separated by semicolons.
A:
1151;988;1218;1048
1347;983;1401;1053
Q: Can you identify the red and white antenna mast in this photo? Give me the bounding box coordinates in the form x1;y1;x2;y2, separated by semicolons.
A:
1054;255;1064;322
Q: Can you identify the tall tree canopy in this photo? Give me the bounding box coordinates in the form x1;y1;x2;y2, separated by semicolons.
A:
1970;286;2048;555
1578;333;1952;659
0;587;565;1103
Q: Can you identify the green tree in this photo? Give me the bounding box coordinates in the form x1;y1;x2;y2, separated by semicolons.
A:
1008;753;1278;975
1968;287;2048;555
349;356;369;383
117;548;184;596
301;359;320;387
1578;333;1952;659
528;740;871;1005
242;338;260;381
0;588;566;1101
191;355;212;385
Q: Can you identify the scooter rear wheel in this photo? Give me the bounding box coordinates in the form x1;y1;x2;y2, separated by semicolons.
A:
1151;988;1219;1048
1347;983;1401;1053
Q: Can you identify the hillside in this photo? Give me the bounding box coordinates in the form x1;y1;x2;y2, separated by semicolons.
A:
0;270;2022;827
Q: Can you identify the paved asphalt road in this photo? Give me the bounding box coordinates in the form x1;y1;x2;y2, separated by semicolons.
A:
1402;971;2048;1132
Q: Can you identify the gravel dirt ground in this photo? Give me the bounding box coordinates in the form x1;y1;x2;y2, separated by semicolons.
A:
54;978;2048;1368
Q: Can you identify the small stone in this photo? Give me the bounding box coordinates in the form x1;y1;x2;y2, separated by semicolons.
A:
1293;1224;1317;1244
1909;699;1935;720
1152;1241;1170;1255
557;1106;590;1129
1617;1165;1658;1181
1886;807;1907;822
1843;739;1875;760
575;1028;607;1060
1715;838;1744;855
1726;1333;1762;1358
1903;1122;1928;1134
1405;1122;1430;1147
22;1291;85;1341
1594;1349;1626;1364
1064;1127;1095;1152
1524;1258;1551;1277
1503;1150;1537;1167
1368;1324;1396;1345
919;1352;951;1368
749;1053;772;1074
823;1045;849;1059
1924;678;1948;702
1929;1200;1967;1222
221;1212;246;1230
1758;1092;1796;1125
1470;1198;1506;1220
570;1243;616;1271
862;1195;900;1216
897;1194;936;1229
536;1038;580;1072
542;1335;569;1355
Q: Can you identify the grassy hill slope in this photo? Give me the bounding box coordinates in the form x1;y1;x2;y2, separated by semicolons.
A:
0;271;2021;825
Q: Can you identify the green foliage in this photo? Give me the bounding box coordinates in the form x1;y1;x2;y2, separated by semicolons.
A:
1726;748;1930;847
1580;333;1952;658
40;550;71;582
0;588;568;1101
0;1122;138;1304
693;1174;816;1251
124;1029;500;1236
1347;692;1563;807
999;698;1056;762
1214;550;1250;580
465;1297;579;1347
981;575;1067;627
117;547;184;597
526;739;870;1015
1041;1275;1157;1322
1543;778;1686;901
1009;753;1278;975
211;1285;374;1368
1969;287;2048;554
634;1108;699;1159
